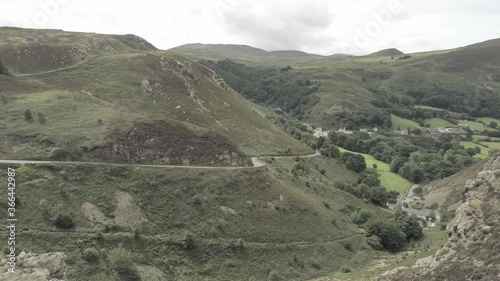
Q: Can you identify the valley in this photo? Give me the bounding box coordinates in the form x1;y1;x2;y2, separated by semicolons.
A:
1;27;499;281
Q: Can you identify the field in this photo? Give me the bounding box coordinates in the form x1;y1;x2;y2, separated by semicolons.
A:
466;121;499;133
482;142;500;150
460;141;490;159
391;115;424;130
338;147;411;194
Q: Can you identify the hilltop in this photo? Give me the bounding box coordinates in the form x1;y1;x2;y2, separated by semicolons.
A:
369;48;404;57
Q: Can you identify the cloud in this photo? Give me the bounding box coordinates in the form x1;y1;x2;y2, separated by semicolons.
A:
0;0;499;55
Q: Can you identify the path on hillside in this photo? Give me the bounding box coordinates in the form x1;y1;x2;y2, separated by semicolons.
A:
0;151;319;170
0;228;362;248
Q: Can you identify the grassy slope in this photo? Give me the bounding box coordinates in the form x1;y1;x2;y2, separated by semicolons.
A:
0;155;390;281
391;115;424;130
171;40;500;132
338;147;411;194
0;41;312;159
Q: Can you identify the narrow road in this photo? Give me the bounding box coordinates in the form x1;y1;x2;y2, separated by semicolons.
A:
0;151;319;170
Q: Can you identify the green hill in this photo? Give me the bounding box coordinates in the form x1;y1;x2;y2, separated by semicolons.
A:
0;27;406;281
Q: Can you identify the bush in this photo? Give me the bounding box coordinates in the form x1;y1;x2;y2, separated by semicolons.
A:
83;248;99;263
24;109;33;122
109;245;141;281
54;213;75;229
351;209;372;224
367;236;384;250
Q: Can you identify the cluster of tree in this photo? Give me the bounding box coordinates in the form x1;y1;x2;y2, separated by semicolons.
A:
367;210;424;252
323;108;393;129
329;132;478;183
333;170;399;207
201;59;320;119
266;114;317;148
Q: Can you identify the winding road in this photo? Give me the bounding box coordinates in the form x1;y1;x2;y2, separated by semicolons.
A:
0;151;320;170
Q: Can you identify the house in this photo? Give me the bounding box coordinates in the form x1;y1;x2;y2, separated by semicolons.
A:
427;127;454;134
359;128;368;132
387;197;429;219
394;130;409;135
338;128;353;134
314;127;329;138
458;121;469;128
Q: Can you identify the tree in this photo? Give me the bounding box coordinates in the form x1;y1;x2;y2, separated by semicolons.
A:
24;109;33;122
413;187;424;196
368;221;407;252
490;121;498;129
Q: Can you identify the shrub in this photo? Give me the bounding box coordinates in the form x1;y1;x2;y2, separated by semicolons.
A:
351;209;372;224
109;245;141;281
83;248;99;263
24;109;33;122
367;236;384;250
54;213;75;229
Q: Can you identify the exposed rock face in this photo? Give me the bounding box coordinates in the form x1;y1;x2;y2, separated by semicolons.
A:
378;155;500;281
1;252;65;281
86;121;252;167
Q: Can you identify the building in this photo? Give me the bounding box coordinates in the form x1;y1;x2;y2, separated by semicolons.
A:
338;128;354;135
394;130;409;135
387;197;429;219
427;127;454;134
313;127;329;138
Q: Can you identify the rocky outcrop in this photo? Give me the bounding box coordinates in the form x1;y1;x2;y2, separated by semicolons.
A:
1;252;65;281
378;155;500;281
86;121;252;167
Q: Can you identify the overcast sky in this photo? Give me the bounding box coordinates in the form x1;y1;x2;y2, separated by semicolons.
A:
1;0;499;55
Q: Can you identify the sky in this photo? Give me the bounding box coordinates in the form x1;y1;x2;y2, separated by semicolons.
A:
1;0;500;55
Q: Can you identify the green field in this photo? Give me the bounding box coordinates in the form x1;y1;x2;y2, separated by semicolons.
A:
460;141;490;159
482;142;500;150
339;147;411;194
467;121;499;133
391;115;424;130
477;117;500;126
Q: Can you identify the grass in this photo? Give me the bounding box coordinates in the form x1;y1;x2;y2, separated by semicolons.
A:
424;118;457;128
481;142;500;150
466;121;499;133
391;115;424;130
338;147;411;195
460;141;490;159
0;157;391;281
332;226;448;281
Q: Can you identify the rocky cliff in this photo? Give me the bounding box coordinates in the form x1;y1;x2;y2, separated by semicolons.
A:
1;252;65;281
378;155;500;281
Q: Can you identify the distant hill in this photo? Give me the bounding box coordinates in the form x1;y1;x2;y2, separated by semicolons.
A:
170;43;324;66
369;48;404;57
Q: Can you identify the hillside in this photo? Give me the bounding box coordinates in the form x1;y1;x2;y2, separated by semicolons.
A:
378;154;500;281
0;28;313;164
171;38;500;129
0;27;409;281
